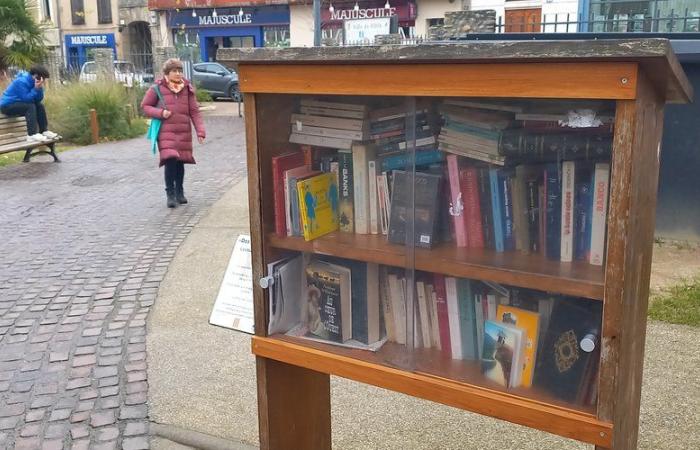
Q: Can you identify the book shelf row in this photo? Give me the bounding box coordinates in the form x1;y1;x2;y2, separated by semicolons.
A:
270;96;613;302
266;252;602;413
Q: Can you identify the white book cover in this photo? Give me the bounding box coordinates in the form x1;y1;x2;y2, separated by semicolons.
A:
416;281;432;348
352;144;375;234
560;160;576;262
474;295;485;360
590;163;610;266
486;294;497;321
387;274;407;345
381;174;391;234
368;160;379;234
377;174;388;235
379;268;395;342
428;286;441;350
444;277;463;360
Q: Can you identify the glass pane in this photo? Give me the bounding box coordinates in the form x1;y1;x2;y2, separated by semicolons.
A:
257;93;612;413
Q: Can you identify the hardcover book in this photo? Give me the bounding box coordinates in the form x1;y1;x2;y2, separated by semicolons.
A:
297;172;340;241
388;170;442;249
304;261;352;343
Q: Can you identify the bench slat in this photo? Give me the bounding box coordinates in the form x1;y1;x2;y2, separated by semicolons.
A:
0;117;25;125
0;125;28;134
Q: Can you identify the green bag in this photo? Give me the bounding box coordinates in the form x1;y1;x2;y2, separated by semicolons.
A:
146;85;165;155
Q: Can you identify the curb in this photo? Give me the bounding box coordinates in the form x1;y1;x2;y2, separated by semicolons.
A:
151;422;258;450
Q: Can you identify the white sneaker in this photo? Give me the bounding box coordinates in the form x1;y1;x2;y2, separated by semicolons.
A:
42;130;60;139
27;133;50;143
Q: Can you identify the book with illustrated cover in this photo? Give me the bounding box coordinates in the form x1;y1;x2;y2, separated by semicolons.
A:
388;170;442;248
496;305;540;388
481;320;526;388
297;172;339;241
304;261;352;343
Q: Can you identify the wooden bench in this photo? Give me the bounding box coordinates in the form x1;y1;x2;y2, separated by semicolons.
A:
0;113;61;162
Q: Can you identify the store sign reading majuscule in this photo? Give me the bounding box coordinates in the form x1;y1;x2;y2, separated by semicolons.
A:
331;7;397;21
198;13;253;26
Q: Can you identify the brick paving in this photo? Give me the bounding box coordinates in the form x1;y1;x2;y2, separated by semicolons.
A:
0;115;247;448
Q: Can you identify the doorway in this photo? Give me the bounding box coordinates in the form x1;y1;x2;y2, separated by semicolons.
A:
505;8;542;32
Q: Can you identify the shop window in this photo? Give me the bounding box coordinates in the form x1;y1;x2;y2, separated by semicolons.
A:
42;0;51;21
97;0;112;24
71;0;85;25
264;26;291;48
427;18;445;27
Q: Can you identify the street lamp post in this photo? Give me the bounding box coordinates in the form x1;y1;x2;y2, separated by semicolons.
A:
313;0;322;46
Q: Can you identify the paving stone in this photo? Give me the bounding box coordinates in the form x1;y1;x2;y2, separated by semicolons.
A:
125;361;147;372
74;346;96;356
82;327;102;337
11;380;34;392
30;395;55;409
125;392;147;406
14;437;41;450
127;371;147;382
70;411;91;423
41;439;64;450
122;436;150;450
19;422;42;437
96;426;119;441
120;405;148;420
99;386;120;397
0;416;20;430
44;422;68;438
72;354;97;367
66;378;91;390
98;376;119;388
71;439;90;450
124;421;149;436
90;410;116;427
98;355;122;366
35;382;59;395
25;409;45;422
49;408;71;421
100;348;122;357
91;442;117;450
70;424;90;439
126;381;148;394
94;366;118;378
75;400;95;412
0;401;24;417
69;366;93;378
76;387;98;400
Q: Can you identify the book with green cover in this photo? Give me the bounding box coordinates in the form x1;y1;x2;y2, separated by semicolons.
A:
297;172;339;241
338;149;354;233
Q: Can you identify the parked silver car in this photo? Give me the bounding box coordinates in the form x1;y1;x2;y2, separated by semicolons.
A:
191;62;240;101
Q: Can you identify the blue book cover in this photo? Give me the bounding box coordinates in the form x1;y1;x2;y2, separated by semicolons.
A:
443;119;501;141
498;170;515;251
574;177;593;261
380;149;445;172
545;163;562;260
457;278;478;360
489;168;505;252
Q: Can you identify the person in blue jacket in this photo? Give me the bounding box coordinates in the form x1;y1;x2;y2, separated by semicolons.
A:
0;65;60;142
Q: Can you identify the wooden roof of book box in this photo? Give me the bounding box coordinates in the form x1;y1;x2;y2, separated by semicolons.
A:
219;38;692;104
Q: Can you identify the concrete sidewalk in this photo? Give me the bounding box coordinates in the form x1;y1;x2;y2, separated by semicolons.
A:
148;179;700;450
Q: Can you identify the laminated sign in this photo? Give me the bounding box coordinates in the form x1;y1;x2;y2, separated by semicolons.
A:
209;234;254;334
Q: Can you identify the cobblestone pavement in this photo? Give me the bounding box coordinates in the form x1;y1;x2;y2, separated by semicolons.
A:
0;115;247;449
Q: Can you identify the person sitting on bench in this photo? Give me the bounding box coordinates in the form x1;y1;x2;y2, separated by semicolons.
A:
1;65;60;143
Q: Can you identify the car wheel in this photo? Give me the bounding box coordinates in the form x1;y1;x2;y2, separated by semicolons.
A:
229;86;241;102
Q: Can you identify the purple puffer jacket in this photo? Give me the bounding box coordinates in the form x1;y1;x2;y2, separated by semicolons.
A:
141;78;206;167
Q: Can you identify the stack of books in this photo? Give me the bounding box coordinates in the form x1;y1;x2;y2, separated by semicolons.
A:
289;99;369;150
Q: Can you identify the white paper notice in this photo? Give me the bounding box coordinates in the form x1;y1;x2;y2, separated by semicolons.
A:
209;234;254;334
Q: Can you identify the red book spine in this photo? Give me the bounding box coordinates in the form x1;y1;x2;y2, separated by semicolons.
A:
433;273;451;357
272;152;305;237
460;166;484;249
446;155;469;247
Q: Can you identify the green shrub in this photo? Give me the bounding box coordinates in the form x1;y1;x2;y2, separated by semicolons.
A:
194;82;212;103
44;81;147;145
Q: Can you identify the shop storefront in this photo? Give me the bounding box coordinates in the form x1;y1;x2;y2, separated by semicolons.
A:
583;0;700;32
168;5;290;62
65;33;117;73
320;1;417;45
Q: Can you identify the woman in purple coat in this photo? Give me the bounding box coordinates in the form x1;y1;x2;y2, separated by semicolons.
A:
141;58;206;208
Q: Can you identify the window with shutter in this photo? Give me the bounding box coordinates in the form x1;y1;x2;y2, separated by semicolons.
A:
70;0;85;25
97;0;113;24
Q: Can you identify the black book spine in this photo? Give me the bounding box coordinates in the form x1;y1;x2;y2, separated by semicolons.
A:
477;167;494;250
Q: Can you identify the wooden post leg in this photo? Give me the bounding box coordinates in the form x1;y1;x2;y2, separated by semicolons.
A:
256;356;331;450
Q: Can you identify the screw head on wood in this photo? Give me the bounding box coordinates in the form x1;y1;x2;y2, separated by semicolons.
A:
621;77;629;84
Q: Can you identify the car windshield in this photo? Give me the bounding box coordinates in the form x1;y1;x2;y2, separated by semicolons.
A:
115;63;135;74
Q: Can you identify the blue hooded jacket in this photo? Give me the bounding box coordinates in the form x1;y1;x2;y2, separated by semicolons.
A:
0;72;44;108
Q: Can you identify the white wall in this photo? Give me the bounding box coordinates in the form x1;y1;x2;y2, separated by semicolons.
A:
290;5;314;47
415;0;464;36
470;0;580;32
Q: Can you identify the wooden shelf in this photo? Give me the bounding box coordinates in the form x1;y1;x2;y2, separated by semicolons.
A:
252;335;613;447
267;232;605;300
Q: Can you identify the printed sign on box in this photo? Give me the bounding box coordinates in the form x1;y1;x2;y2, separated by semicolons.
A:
209;234;254;334
344;17;391;44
